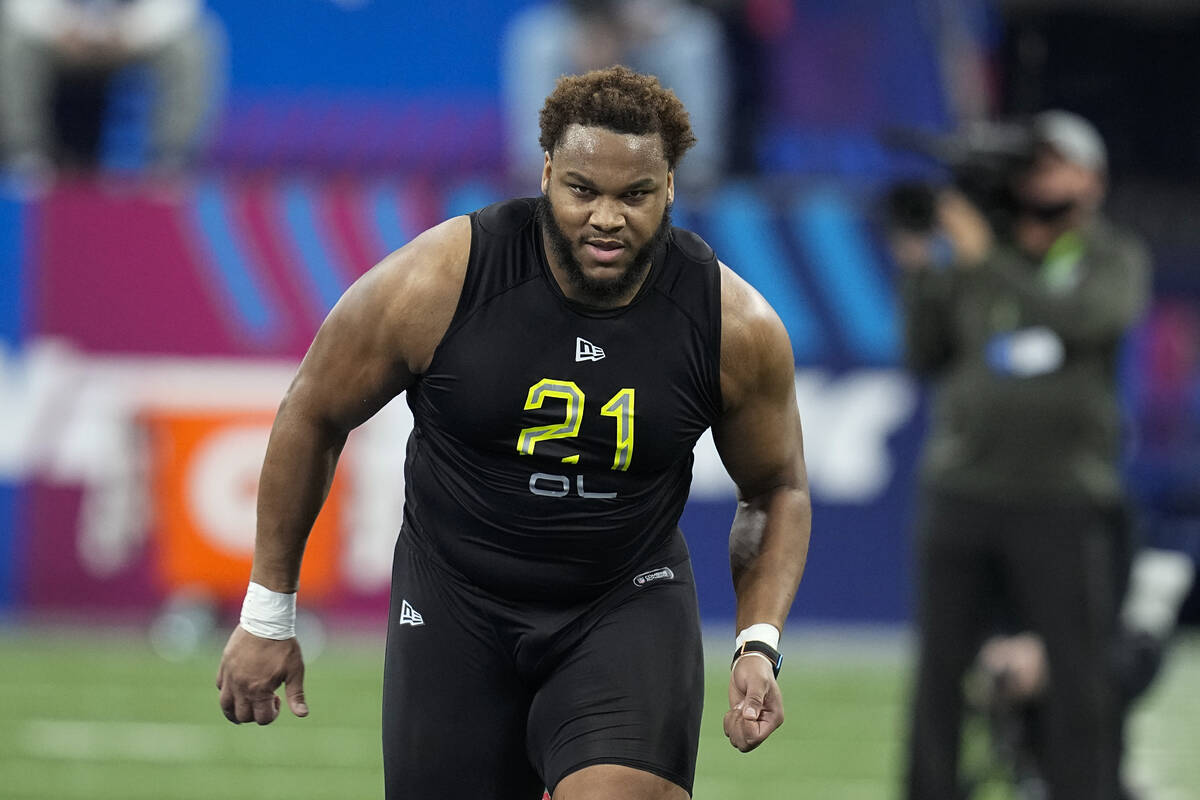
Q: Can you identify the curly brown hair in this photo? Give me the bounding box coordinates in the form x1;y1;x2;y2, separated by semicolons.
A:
538;66;696;169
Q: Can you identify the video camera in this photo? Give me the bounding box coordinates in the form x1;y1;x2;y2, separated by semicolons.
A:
881;119;1039;237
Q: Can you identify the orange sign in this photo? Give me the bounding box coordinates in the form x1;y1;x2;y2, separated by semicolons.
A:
144;410;342;602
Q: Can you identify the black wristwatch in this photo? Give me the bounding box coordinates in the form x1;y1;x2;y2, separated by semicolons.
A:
732;640;783;678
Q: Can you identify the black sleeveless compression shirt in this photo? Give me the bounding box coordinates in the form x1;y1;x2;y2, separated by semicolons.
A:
401;197;723;600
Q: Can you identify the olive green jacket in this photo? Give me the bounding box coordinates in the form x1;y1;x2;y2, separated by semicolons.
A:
901;218;1151;505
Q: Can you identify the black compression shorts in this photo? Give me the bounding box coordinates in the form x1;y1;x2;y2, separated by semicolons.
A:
381;527;704;799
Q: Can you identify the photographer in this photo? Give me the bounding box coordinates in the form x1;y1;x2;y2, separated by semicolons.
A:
892;111;1151;800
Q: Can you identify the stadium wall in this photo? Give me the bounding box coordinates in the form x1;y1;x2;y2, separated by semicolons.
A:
0;176;923;624
0;194;31;610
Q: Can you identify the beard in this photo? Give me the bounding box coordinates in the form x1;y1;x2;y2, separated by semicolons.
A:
537;195;672;305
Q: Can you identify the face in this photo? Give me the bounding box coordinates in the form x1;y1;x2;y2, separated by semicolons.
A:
1012;146;1104;258
540;124;675;307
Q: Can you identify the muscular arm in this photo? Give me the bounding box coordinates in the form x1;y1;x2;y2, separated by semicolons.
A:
252;216;471;591
713;264;812;751
714;265;811;631
217;216;469;726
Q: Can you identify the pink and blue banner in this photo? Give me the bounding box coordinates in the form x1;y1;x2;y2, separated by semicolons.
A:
3;175;926;623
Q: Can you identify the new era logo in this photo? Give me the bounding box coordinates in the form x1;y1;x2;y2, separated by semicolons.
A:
575;337;606;362
398;599;424;626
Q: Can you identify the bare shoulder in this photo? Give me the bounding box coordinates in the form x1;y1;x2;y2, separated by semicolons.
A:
719;262;795;410
342;215;472;374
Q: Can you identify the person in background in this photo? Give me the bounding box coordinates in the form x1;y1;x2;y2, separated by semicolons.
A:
890;110;1151;800
501;0;731;191
0;0;224;177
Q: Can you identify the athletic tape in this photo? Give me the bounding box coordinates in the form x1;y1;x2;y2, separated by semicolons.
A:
239;581;297;640
735;622;780;650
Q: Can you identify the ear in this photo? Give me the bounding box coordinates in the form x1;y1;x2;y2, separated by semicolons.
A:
666;170;675;207
540;151;552;195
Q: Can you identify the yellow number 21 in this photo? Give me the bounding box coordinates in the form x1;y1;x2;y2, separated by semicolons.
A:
517;380;635;471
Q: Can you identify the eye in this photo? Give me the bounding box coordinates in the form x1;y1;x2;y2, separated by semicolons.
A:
569;184;595;196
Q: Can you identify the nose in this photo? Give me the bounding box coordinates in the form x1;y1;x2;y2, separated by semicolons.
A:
589;197;625;232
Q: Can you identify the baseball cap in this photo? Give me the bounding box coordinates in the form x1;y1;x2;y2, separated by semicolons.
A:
1033;110;1108;172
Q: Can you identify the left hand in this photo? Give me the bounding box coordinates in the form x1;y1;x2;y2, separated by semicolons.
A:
936;190;993;268
723;653;784;752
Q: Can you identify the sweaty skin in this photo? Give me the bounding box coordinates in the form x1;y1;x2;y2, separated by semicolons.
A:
216;125;811;795
716;264;810;753
216;215;470;726
539;123;674;308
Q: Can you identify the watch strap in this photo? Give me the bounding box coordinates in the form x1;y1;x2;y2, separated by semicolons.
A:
732;640;783;678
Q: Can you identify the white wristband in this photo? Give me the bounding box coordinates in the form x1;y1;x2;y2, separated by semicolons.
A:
239;581;297;640
735;623;780;650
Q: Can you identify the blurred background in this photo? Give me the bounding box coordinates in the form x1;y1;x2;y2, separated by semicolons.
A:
0;1;1197;798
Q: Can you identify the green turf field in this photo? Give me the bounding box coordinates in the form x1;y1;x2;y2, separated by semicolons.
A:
0;625;1196;799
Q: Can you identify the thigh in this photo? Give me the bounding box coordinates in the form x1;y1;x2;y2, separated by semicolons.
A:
914;494;999;666
905;494;1000;798
383;532;545;800
1003;506;1121;798
528;558;704;797
1003;506;1118;665
553;763;689;800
